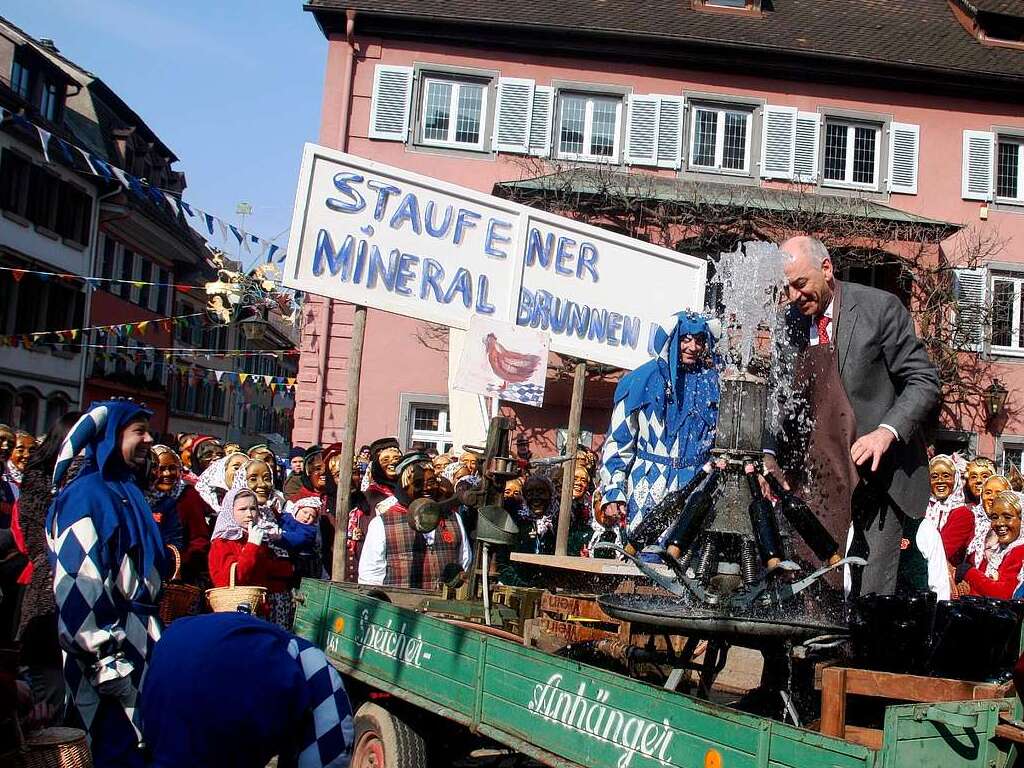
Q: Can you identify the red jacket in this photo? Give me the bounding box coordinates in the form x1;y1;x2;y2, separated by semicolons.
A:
176;486;212;583
939;505;976;566
964;544;1024;599
208;537;294;594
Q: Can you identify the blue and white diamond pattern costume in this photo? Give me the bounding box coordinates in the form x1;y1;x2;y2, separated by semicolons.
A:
46;400;165;768
599;312;720;533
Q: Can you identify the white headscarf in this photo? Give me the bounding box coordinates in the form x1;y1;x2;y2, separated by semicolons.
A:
924;454;966;530
211;488;258;542
195;455;233;512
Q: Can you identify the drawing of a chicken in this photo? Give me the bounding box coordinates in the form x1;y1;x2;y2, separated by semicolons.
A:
484;332;541;386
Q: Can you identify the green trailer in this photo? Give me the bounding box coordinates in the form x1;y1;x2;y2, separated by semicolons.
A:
294;578;1020;768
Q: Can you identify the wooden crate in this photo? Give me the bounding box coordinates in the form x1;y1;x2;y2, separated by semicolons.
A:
817;665;1015;749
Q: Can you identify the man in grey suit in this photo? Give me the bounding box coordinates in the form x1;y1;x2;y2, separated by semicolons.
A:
764;236;940;596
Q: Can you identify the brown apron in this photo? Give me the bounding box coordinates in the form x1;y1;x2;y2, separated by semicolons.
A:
791;339;859;552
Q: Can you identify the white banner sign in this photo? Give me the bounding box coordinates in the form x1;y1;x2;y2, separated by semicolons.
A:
284;143;707;369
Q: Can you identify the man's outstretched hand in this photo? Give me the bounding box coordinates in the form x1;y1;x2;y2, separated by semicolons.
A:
851;427;895;472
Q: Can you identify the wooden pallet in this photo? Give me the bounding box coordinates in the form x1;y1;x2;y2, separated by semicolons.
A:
817;665;1015;749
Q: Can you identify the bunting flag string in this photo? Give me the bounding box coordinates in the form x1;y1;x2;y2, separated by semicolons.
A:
0;265;211;293
0;107;288;266
0;335;299;356
0;312;207;346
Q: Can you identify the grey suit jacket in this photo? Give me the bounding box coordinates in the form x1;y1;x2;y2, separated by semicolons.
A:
767;280;940;519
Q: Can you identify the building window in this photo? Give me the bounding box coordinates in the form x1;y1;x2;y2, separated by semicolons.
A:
557;93;622;162
408;403;453;453
688;104;752;174
56;183;92;244
119;248;134;299
39;79;60;122
823;120;880;188
997;138;1024;203
100;234;117;280
138;260;152;309
991;274;1024;352
0;149;32;218
15;391;38;434
420;77;487;150
156;268;169;315
11;58;31;100
27;166;59;230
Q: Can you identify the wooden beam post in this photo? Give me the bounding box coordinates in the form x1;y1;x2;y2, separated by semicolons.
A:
332;304;367;581
555;360;587;556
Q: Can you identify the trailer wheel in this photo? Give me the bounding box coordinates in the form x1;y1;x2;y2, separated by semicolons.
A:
351;701;428;768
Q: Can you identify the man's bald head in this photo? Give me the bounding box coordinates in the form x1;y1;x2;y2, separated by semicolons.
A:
780;236;835;318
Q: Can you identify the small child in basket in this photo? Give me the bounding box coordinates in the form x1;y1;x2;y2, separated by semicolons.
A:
282;496;324;580
208;488;293;607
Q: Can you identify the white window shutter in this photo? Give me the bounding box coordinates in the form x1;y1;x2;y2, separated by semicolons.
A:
656;96;683;169
368;65;414;142
528;86;554;156
888;122;920;195
493;78;535;154
962;130;995;201
625;95;660;167
761;105;797;180
793;112;820;183
953;267;987;351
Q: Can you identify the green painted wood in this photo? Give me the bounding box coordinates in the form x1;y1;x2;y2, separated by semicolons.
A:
302;584;1006;768
879;700;1012;768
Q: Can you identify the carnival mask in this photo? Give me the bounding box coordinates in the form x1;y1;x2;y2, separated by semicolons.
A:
929;458;956;501
572;467;590;500
966;459;996;502
11;433;35;471
224;453;248;488
246;460;274;504
988;493;1022;546
523;486;551;517
0;427;14;463
461;452;479;475
982;476;1011;515
152;451;182;493
400;463;437;501
193;441;225;474
378;447;402;480
307;454;327;492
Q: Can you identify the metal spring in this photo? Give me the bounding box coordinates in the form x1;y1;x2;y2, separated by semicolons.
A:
695;537;717;582
740;538;759;585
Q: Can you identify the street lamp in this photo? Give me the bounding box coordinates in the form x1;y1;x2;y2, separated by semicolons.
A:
985;379;1010;420
239;317;268;342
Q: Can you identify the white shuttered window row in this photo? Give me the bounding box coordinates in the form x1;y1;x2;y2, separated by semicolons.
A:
369;65;414;142
625;94;683;169
492;78;555;156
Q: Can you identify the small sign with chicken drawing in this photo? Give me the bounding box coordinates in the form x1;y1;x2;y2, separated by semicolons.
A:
454;317;549;407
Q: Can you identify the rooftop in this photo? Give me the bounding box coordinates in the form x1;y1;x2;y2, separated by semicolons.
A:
307;0;1024;98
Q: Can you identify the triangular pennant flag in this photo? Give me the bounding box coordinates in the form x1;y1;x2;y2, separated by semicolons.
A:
53;137;76;165
266;244;280;263
11;269;25;282
287;377;296;386
228;224;244;245
36;126;52;163
270;383;278;393
88;153;116;182
132;281;145;289
239;372;249;384
216;218;228;243
179;199;193;217
70;329;79;340
214;370;224;382
203;212;215;236
136;321;150;335
164;192;180;211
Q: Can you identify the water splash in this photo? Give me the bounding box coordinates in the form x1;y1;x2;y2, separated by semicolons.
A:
712;241;786;371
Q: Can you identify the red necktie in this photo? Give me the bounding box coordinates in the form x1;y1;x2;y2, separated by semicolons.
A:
817;315;830;346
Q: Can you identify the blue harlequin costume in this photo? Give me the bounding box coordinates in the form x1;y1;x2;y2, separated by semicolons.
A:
46;401;165;768
599;312;720;532
140;612;354;768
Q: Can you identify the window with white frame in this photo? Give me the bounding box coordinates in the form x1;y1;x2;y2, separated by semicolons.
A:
996;137;1024;203
1003;443;1024;475
823;119;881;188
419;76;488;150
688;104;753;174
557;93;622;162
991;274;1024;352
408;403;453;453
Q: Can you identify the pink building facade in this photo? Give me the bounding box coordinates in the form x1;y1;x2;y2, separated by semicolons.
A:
296;0;1024;469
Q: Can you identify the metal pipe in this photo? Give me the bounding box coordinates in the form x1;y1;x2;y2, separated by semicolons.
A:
482;542;492;627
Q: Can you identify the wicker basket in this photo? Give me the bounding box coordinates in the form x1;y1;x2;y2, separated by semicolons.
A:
158;544;202;625
206;562;266;613
14;725;92;768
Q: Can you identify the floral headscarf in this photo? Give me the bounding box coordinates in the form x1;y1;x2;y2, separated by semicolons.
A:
195;455;233;512
925;454;966;529
211;488;259;542
967;475;1010;563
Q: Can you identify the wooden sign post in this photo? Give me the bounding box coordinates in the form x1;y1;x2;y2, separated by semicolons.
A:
555;359;587;556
